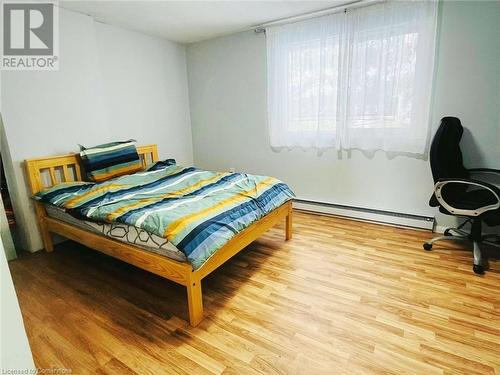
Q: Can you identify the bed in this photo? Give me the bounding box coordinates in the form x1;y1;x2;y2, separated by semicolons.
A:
25;145;293;326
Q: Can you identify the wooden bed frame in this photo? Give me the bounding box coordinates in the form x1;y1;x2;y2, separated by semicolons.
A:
25;145;293;326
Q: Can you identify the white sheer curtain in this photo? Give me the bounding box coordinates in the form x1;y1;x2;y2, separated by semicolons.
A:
266;0;438;155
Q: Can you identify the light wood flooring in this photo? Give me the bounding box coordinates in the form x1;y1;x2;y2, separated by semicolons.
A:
9;211;500;374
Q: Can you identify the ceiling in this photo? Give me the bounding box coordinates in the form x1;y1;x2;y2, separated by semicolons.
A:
60;1;344;44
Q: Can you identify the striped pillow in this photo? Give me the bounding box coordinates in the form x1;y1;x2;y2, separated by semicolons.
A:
79;140;143;182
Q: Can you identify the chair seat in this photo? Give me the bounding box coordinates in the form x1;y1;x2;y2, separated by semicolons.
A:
483;211;500;226
450;189;498;209
439;189;500;225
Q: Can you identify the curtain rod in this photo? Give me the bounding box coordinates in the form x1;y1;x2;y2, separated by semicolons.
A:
254;0;382;33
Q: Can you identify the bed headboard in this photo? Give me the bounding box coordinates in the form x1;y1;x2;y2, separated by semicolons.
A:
25;144;159;195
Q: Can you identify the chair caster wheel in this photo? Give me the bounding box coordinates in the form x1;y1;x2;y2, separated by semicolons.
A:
444;229;452;236
423;242;432;251
473;264;484;274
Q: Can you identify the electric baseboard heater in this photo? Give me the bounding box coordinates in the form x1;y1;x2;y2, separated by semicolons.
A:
293;198;434;230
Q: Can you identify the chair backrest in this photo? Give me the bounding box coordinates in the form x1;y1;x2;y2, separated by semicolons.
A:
428;117;469;206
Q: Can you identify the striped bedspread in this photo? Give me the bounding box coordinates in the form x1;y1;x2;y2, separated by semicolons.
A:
34;165;294;269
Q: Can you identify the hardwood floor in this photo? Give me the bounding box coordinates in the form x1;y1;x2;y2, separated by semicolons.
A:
9;211;500;375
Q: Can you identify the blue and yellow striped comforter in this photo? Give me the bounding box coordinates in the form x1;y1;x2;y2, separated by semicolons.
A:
34;165;294;269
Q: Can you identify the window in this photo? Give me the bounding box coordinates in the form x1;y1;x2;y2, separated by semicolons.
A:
266;1;438;155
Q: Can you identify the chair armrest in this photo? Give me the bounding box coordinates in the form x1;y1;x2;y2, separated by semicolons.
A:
434;178;500;216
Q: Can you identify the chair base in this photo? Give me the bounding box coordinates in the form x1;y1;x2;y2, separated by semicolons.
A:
423;225;500;275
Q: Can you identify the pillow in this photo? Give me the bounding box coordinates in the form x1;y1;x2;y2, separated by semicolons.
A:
146;159;176;172
79;140;143;181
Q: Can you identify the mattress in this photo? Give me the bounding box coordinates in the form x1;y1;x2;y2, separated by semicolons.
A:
45;204;187;262
36;164;294;269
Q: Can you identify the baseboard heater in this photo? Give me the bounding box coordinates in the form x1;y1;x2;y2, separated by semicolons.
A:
293;198;435;230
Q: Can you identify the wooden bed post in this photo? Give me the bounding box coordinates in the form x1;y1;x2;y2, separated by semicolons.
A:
25;160;55;252
186;273;203;327
35;203;54;252
285;204;293;240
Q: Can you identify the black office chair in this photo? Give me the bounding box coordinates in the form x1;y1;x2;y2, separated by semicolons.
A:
423;117;500;274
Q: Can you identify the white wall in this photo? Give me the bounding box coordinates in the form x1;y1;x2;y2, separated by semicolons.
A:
0;241;36;371
94;22;193;159
186;1;500;229
0;9;193;252
0;116;16;261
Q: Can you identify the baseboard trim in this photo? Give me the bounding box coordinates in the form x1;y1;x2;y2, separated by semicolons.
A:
294;198;434;230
